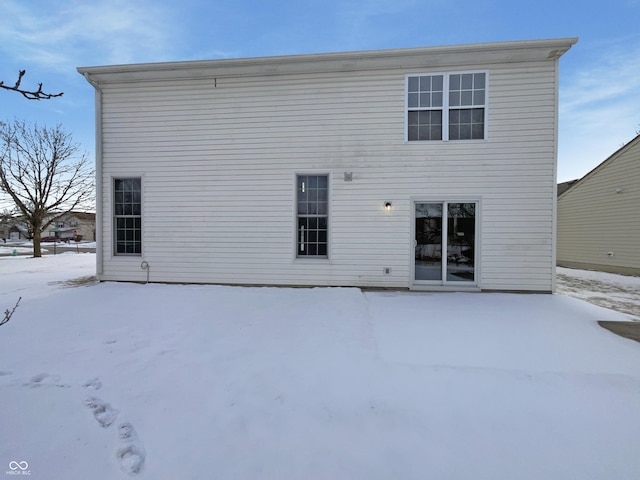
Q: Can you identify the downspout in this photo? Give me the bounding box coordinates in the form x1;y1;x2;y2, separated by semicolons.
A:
83;72;104;278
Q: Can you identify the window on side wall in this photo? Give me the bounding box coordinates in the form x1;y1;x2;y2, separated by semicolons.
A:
113;177;141;255
296;175;328;258
407;72;486;141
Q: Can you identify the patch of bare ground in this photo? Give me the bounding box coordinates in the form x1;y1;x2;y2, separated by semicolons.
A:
557;273;640;319
598;321;640;343
50;275;98;288
557;269;640;342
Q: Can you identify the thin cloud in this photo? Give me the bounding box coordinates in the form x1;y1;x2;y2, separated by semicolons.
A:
0;0;178;72
561;45;640;114
336;0;429;49
558;37;640;180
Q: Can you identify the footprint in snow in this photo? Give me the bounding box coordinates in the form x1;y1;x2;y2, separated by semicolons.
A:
24;373;70;388
117;422;146;475
83;377;102;391
84;396;119;428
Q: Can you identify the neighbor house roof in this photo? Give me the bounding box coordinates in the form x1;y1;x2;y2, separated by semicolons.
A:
557;179;579;196
558;133;640;199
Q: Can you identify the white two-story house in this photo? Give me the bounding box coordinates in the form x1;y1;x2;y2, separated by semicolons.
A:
78;37;577;291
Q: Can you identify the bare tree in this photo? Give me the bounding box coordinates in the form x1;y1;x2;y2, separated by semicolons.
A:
0;120;94;257
0;70;63;100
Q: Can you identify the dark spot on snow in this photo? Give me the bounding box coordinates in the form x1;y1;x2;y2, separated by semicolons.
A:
30;373;48;383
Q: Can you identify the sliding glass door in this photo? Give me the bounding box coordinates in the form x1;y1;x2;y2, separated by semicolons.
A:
414;201;476;285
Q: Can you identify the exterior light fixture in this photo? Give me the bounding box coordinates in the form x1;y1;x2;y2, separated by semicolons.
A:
384;202;392;211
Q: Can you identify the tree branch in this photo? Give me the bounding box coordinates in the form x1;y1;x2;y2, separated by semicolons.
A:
1;297;21;327
0;70;63;100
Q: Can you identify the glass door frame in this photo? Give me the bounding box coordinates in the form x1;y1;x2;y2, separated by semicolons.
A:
410;198;481;289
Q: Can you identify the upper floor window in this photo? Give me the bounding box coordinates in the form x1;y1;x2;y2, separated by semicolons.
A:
114;178;141;255
407;72;486;142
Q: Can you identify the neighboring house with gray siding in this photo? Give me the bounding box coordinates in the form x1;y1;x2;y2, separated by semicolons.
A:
78;37;576;291
557;133;640;275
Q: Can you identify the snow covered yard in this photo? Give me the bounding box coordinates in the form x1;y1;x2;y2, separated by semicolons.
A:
1;254;639;479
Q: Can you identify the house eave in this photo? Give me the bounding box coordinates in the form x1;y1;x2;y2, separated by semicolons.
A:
77;37;578;85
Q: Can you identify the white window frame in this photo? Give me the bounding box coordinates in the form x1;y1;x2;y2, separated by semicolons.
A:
113;176;142;257
405;70;488;142
410;197;482;291
293;172;331;261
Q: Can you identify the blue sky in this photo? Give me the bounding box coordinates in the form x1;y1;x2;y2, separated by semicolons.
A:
1;0;639;182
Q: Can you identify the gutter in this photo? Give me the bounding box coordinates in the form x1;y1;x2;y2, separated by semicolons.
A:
82;72;104;277
77;38;579;84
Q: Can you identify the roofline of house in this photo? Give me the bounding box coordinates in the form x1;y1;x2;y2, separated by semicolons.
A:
77;37;578;85
558;132;640;199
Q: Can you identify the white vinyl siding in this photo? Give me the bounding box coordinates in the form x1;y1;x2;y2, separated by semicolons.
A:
557;136;640;275
93;47;564;291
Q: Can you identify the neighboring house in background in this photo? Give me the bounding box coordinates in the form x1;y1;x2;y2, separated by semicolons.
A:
557;134;640;275
0;215;11;241
78;37;576;291
46;212;96;242
0;212;95;242
8;224;29;241
0;216;28;241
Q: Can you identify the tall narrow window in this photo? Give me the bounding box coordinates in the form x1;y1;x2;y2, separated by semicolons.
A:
297;175;328;257
114;178;141;255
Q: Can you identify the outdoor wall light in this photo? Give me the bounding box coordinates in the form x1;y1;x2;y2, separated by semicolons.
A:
384;202;392;211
